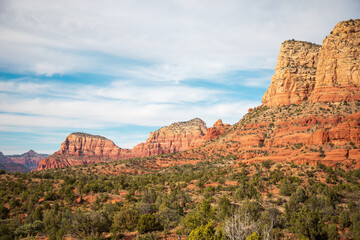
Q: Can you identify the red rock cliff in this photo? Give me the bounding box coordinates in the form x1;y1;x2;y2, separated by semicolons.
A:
203;119;231;141
309;19;360;103
58;133;122;158
37;133;124;170
263;19;360;106
262;40;320;106
132;118;208;157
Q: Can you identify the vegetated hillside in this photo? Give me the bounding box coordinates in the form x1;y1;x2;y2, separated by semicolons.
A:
0;162;30;173
1;157;360;239
38;118;229;170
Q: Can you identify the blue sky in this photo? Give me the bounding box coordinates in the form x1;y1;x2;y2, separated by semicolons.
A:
0;0;359;154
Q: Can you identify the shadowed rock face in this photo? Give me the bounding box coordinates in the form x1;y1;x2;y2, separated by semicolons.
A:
263;19;360;106
0;150;48;172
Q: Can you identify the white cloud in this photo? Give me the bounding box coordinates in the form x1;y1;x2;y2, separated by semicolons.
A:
0;78;258;131
1;0;358;79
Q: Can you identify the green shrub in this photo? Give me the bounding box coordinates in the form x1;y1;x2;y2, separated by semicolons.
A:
14;220;44;236
188;221;222;240
137;214;162;234
246;232;260;240
136;231;160;240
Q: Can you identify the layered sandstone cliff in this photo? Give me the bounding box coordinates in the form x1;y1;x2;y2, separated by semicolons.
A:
58;133;123;158
37;133;125;170
263;19;360;106
309;19;360;103
132;118;208;157
262;40;320;106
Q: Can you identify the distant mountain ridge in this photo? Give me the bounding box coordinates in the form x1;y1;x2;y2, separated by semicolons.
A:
0;150;48;173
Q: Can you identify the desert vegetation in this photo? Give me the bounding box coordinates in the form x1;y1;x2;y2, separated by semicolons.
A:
1;158;360;239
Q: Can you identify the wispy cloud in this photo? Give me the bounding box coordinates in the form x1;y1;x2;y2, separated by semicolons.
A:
1;0;358;79
0;78;256;128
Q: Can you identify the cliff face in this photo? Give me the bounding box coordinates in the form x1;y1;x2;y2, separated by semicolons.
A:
309;19;360;103
127;118;207;157
37;133;124;170
262;40;320;106
58;133;122;159
263;19;360;106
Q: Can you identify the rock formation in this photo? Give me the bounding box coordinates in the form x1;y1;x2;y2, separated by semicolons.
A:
203;119;230;141
58;133;123;158
263;19;360;106
175;19;360;167
7;150;48;170
37;133;125;170
0;151;8;164
309;19;360;103
262;40;320;106
132;118;207;157
37;119;229;170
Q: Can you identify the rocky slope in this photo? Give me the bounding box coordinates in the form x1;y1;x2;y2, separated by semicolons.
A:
37;119;228;170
